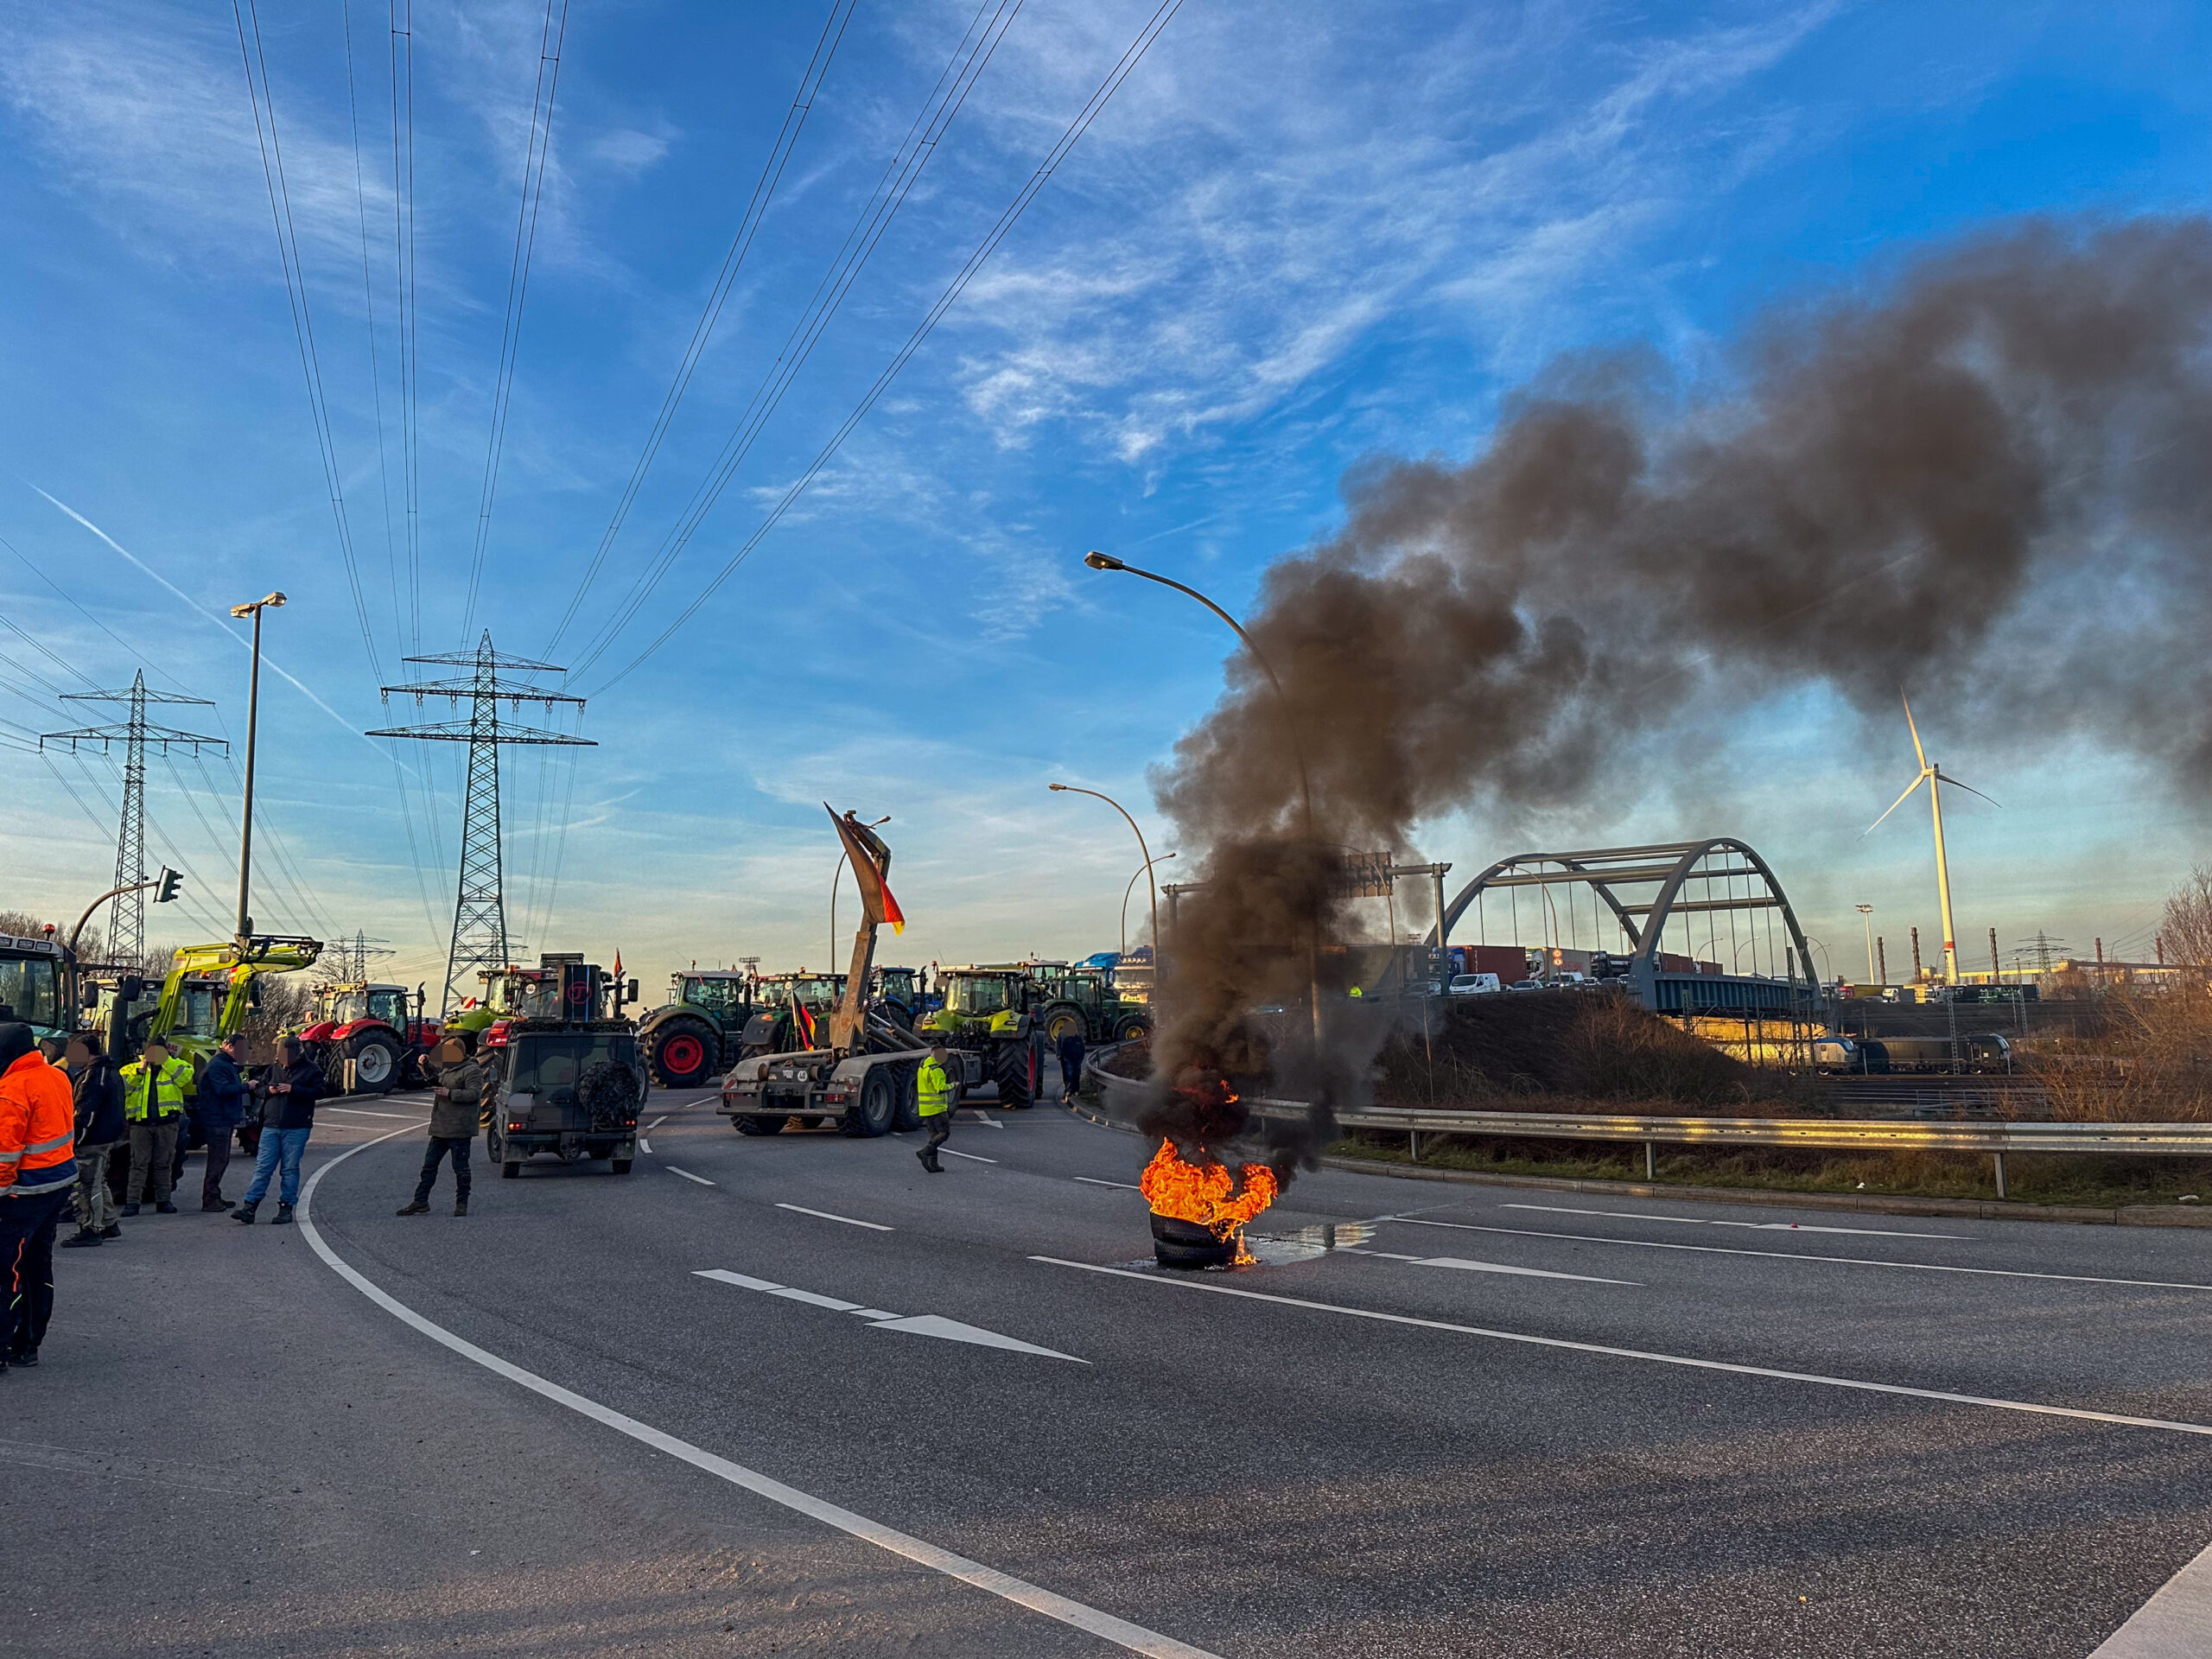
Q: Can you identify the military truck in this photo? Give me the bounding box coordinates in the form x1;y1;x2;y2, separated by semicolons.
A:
639;969;757;1089
918;966;1047;1109
483;959;647;1178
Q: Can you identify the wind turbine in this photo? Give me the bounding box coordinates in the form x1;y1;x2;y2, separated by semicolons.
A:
1864;693;1998;985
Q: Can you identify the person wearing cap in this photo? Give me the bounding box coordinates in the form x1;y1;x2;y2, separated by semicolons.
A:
233;1035;323;1227
118;1039;192;1215
0;1021;77;1370
914;1040;957;1173
397;1031;481;1217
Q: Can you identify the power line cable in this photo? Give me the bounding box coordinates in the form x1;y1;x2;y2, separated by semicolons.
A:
543;0;860;651
341;0;408;660
567;0;1026;679
230;0;386;685
461;0;572;639
587;0;1186;690
391;0;423;651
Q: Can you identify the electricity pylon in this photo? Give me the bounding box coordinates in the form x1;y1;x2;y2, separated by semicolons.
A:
369;633;594;1015
41;671;226;962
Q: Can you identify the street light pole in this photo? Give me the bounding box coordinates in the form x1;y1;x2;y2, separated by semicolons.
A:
829;814;892;967
1083;550;1325;1051
227;592;286;941
1048;785;1160;976
1120;851;1175;957
1856;904;1876;983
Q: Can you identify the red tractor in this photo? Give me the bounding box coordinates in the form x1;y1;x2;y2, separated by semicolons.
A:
297;982;442;1095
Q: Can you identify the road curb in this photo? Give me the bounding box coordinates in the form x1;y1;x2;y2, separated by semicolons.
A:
1315;1155;2212;1228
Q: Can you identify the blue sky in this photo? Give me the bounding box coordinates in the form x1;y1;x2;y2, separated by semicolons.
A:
3;0;2207;995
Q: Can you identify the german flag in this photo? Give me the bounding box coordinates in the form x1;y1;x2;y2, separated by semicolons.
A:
826;804;905;934
791;998;817;1048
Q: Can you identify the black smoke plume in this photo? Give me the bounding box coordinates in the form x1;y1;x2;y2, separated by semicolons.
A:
1141;216;2212;1180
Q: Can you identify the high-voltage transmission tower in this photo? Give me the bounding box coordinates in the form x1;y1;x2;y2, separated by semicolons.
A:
41;671;226;963
369;633;594;1015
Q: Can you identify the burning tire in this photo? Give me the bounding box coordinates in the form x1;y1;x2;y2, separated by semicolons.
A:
991;1040;1034;1109
649;1020;715;1089
1150;1212;1236;1270
347;1032;402;1093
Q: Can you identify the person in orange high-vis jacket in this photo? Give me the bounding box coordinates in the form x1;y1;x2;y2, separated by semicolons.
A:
0;1021;77;1370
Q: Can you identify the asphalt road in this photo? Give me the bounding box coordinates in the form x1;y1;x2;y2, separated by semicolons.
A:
8;1086;2212;1657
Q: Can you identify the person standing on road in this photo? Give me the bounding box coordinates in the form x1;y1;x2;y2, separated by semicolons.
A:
233;1036;322;1227
914;1040;957;1173
398;1033;480;1218
0;1021;77;1370
118;1039;191;1216
195;1035;247;1213
60;1033;124;1249
1056;1027;1085;1103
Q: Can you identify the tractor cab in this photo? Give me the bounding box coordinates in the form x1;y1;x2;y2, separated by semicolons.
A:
872;966;919;1026
0;932;71;1046
483;959;646;1179
297;981;439;1095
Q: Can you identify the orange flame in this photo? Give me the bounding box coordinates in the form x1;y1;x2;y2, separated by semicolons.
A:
1141;1139;1279;1241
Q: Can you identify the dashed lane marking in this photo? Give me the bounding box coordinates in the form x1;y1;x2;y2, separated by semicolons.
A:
294;1133;1204;1657
1340;1247;1640;1286
940;1148;997;1165
1030;1255;2212;1440
321;1107;424;1121
637;1138;652;1154
1074;1177;1141;1191
1503;1203;1973;1240
777;1202;893;1232
667;1166;716;1187
1380;1215;2212;1291
2093;1535;2212;1656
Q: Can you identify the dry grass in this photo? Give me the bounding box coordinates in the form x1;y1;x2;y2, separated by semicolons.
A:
2029;984;2212;1122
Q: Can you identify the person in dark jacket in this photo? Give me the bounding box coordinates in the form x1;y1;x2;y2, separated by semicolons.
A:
194;1036;247;1212
60;1033;124;1249
1056;1027;1086;1103
233;1037;322;1226
397;1033;480;1217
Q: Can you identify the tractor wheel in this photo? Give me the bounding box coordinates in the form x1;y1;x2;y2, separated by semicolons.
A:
1045;1007;1084;1046
648;1020;716;1090
734;1114;784;1136
841;1069;898;1138
1115;1014;1152;1042
347;1031;403;1094
611;1158;633;1174
992;1042;1033;1109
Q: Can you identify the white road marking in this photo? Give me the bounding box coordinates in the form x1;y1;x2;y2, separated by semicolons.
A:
293;1135;1212;1659
647;1115;669;1130
696;1271;1084;1361
1030;1256;2212;1440
2092;1536;2212;1656
636;1138;652;1154
1382;1216;2212;1292
965;1109;1004;1128
320;1107;423;1121
1341;1248;1637;1286
777;1202;893;1232
666;1166;716;1187
941;1148;997;1164
1075;1177;1141;1191
1503;1203;1971;1239
868;1313;1086;1363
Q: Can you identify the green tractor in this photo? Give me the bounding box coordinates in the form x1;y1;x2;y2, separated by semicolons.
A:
1021;963;1152;1046
734;971;847;1059
639;970;759;1090
918;965;1045;1109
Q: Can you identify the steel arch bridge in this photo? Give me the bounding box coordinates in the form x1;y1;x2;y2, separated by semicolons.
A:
1427;839;1820;1015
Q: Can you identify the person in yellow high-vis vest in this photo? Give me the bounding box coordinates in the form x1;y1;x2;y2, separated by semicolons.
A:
119;1040;192;1215
914;1042;957;1173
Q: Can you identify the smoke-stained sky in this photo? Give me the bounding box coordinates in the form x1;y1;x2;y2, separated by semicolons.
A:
2;1;2209;990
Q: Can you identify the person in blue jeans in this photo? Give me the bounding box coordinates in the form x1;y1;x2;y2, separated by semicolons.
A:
233;1037;324;1227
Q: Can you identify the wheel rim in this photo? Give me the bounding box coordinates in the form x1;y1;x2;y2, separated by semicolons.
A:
661;1032;706;1075
356;1045;392;1084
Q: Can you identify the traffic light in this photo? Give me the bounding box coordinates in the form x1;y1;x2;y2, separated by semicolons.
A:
153;868;183;905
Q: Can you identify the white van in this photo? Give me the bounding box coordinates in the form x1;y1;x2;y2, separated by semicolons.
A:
1447;973;1503;996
